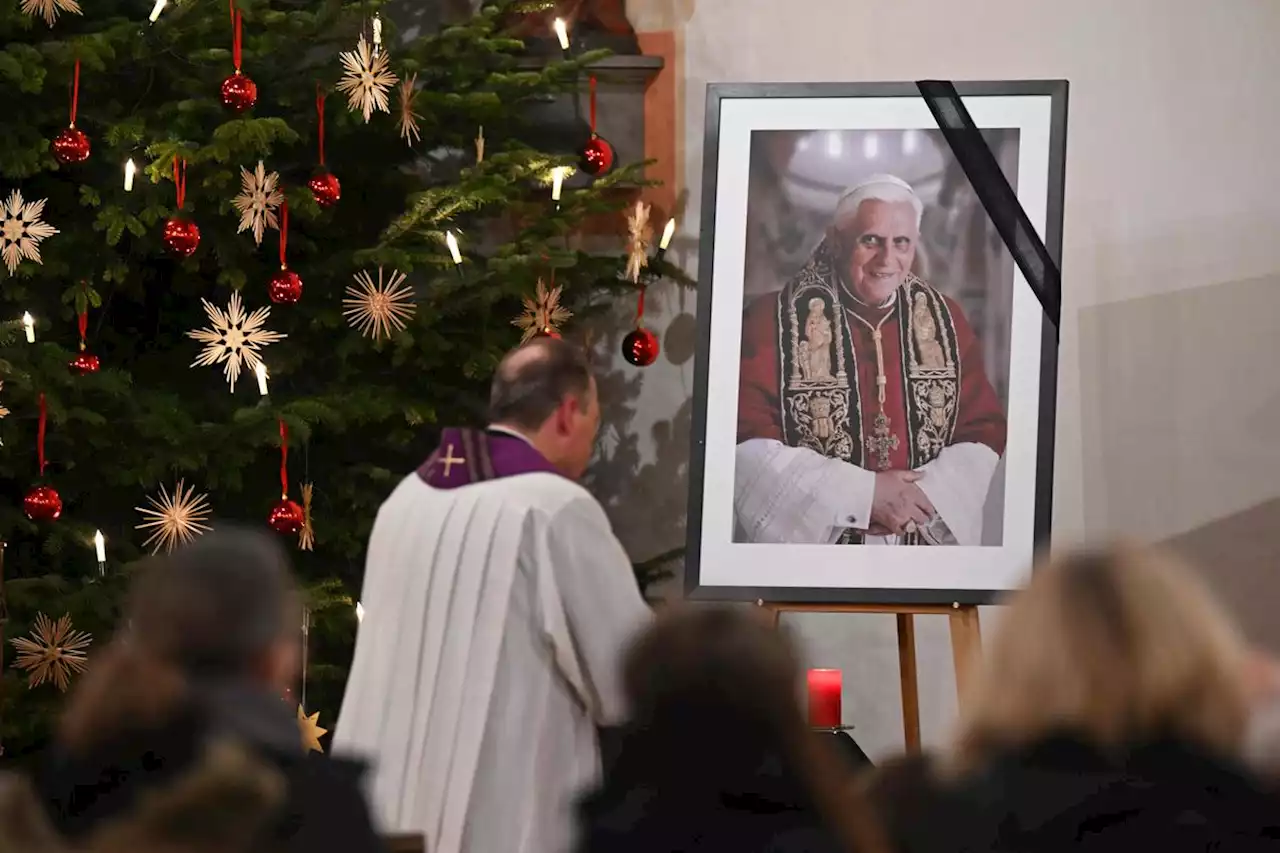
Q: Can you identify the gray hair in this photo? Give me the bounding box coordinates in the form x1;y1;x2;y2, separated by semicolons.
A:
488;337;592;431
833;174;923;229
129;526;299;677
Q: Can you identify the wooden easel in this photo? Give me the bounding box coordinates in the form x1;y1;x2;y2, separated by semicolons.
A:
759;601;981;752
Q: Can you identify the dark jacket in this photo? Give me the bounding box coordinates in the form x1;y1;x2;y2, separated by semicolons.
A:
576;736;845;853
869;734;1280;853
34;683;385;853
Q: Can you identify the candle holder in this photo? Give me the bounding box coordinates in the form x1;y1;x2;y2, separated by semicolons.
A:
637;244;672;287
817;725;873;769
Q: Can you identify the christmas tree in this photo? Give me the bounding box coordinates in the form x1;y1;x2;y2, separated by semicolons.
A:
0;0;670;760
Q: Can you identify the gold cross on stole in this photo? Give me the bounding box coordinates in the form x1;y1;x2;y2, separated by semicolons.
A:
866;412;899;470
439;444;466;476
863;327;899;470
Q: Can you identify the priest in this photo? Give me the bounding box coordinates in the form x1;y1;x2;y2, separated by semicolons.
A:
333;337;651;853
735;174;1007;546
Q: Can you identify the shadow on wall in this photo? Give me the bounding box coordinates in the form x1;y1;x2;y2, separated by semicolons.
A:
1078;269;1280;645
1078;269;1280;545
1165;499;1280;651
584;296;698;572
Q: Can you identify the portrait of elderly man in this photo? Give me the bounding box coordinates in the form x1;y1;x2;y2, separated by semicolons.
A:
735;174;1007;546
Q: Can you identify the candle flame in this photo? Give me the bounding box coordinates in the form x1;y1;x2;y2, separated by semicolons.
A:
356;601;365;623
124;158;136;192
553;17;569;50
660;218;676;251
94;530;106;563
446;231;462;265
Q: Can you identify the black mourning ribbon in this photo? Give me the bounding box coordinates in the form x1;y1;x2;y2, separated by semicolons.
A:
916;80;1062;336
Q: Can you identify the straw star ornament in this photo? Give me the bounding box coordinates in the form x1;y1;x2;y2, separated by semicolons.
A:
188;291;286;392
20;0;81;26
0;189;58;275
513;278;573;342
232;161;284;245
398;74;422;145
298;482;315;551
136;480;213;554
344;268;416;340
11;613;91;691
625;200;653;283
338;33;398;122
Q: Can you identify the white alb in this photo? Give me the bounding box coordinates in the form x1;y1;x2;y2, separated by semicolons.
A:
334;469;650;853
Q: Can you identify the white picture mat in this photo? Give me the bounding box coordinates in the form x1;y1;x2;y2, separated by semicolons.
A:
697;94;1053;593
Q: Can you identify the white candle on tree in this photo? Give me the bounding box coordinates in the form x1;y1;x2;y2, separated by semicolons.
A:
94;530;106;574
255;362;269;396
551;167;566;203
660;218;676;251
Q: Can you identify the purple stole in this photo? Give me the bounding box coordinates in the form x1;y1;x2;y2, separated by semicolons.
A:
417;427;558;489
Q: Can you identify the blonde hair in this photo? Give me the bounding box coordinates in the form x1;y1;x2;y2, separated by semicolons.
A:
949;543;1251;774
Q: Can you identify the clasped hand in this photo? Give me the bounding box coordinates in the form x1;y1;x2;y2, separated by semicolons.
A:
868;470;936;536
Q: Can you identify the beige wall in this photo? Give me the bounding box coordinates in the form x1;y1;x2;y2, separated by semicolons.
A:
600;0;1280;759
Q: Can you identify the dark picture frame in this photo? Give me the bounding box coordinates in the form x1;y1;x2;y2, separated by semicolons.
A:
684;81;1068;604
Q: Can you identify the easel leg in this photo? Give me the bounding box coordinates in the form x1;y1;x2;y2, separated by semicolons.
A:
948;606;982;711
758;601;972;753
896;614;922;752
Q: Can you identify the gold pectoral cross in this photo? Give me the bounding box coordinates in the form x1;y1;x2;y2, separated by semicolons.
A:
439;443;466;477
866;411;899;470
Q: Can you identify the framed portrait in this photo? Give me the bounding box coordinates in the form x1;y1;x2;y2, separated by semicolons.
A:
685;81;1068;604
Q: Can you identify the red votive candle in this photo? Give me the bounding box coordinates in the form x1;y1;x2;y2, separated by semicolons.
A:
807;668;842;728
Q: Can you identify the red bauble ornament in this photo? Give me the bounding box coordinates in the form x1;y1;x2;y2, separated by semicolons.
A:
308;172;341;209
268;268;303;305
579;134;615;177
69;351;100;374
23;485;62;521
269;498;304;534
51;127;90;165
221;71;258;113
163;217;201;258
622;326;660;367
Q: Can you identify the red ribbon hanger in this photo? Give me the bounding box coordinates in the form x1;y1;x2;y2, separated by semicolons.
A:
229;0;243;72
588;75;597;135
279;419;289;499
78;283;88;348
315;87;326;166
69;58;80;126
37;393;47;477
173;157;187;209
278;198;289;267
634;284;646;328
